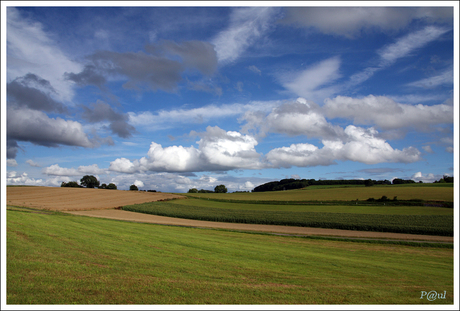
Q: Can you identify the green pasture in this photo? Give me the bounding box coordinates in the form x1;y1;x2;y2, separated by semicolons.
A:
184;184;453;202
7;208;453;304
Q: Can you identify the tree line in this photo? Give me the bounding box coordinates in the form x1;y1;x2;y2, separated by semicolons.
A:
188;184;228;193
61;175;156;191
251;177;432;192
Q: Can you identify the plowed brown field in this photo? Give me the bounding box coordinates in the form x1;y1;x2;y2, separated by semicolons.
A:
6;186;185;211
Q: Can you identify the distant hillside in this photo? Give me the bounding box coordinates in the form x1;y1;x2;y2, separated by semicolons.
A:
251;178;393;192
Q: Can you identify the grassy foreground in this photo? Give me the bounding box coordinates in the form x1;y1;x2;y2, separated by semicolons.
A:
7;208;453;304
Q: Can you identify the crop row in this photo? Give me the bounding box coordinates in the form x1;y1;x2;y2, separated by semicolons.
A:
122;202;453;236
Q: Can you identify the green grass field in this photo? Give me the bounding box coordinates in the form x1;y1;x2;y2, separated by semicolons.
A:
7;208;454;304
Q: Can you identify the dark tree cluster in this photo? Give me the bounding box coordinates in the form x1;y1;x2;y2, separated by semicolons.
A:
61;175;117;190
187;185;227;193
434;175;454;183
252;178;392;192
392;178;416;185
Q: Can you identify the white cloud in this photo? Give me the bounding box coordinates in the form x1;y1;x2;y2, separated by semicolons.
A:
77;164;108;175
410;172;440;183
8;107;98;148
133;180;144;188
323;95;453;131
212;7;278;64
42;164;79;176
7;8;82;102
109;126;263;173
26;159;40;167
7;159;18;167
264;98;344;139
43;163;108;176
377;26;450;67
422;145;434;153
279;57;341;100
128;100;280;131
406;69;453;88
109;158;139;174
348;26;450;86
266;125;421;168
280;7;452;38
7;171;43;186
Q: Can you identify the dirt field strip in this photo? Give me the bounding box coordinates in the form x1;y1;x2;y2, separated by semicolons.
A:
66;209;453;243
7;186;185;211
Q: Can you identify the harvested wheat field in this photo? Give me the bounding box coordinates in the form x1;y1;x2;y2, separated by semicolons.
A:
6;186;185;211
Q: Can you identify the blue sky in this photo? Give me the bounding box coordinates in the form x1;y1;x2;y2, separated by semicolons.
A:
3;3;458;192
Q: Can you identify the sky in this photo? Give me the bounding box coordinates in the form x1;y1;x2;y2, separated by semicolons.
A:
2;2;458;192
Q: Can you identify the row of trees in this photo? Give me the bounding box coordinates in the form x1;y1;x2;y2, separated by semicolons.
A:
61;175;156;191
252;177;427;192
61;175;117;190
188;185;228;193
434;175;454;183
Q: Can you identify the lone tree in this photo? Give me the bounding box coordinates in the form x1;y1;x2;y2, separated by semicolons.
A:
130;184;139;191
106;183;117;190
188;188;198;193
214;184;228;193
80;175;100;188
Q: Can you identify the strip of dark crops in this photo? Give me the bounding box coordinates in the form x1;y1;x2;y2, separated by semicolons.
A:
122;202;453;236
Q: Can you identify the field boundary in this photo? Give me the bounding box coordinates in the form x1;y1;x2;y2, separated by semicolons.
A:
65;209;454;243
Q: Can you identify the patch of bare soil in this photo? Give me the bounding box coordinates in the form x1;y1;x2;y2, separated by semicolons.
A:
66;209;453;243
6;186;185;211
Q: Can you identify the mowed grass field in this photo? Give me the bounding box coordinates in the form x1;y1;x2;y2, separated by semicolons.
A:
7;208;454;304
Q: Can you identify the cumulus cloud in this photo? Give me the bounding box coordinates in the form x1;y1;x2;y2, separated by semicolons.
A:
410;172;441;183
279;56;342;100
7;107;99;148
7;171;44;186
109;126;263;173
260;98;344;139
212;7;279;64
280;7;452;38
323;95;453;131
266;125;421;168
133;180;144;188
81;100;136;138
